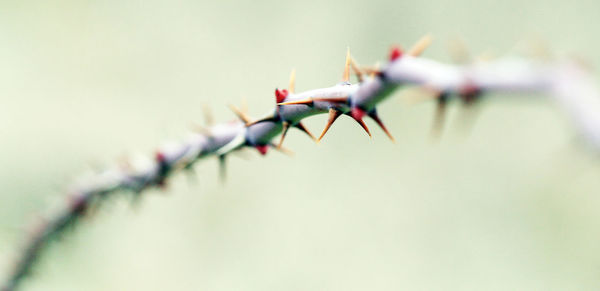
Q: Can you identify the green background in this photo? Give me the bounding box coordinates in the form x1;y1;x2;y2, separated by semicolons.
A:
2;0;600;290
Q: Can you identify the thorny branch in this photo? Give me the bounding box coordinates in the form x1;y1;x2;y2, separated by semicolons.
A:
2;35;599;291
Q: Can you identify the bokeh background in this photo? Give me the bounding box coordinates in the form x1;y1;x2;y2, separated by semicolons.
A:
2;0;600;290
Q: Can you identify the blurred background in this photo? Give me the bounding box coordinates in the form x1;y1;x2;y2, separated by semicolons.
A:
2;0;600;290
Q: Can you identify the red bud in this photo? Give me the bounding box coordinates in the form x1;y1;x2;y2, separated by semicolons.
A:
275;89;289;103
255;145;269;155
155;151;166;163
389;46;403;61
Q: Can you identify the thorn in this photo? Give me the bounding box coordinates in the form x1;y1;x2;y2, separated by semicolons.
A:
407;34;433;57
431;92;449;141
288;69;296;93
368;110;395;142
318;108;342;142
275;88;289;104
202;104;214;126
447;37;471;64
245;116;276;127
519;35;552;60
277;122;290;148
351;107;366;121
374;62;381;73
362;63;381;78
240;95;249;115
389;46;403;61
278;98;313;106
218;155;226;183
295;122;316;142
191;123;211;135
353;117;372;138
343;47;351;82
454;99;482;139
350;107;371;138
318;97;349;104
228;104;250;123
277;96;348;106
349;57;364;82
271;143;294;156
255;145;269;155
